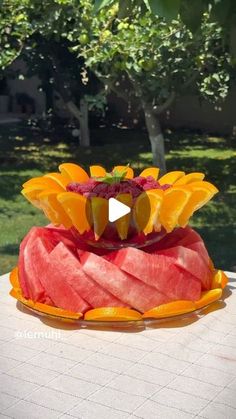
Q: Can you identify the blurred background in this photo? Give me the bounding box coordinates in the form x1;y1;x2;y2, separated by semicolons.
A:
0;0;235;274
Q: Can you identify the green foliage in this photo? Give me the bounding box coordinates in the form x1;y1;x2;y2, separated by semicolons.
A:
0;0;32;69
96;165;129;183
180;0;205;32
74;2;231;108
148;0;181;21
0;0;232;109
94;0;113;13
94;0;236;35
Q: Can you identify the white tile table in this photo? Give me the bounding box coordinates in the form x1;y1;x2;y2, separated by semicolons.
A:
0;271;235;419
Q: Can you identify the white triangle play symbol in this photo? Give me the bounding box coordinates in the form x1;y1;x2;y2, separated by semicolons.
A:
108;198;131;222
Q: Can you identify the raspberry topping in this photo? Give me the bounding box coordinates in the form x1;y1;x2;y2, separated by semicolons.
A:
67;176;171;198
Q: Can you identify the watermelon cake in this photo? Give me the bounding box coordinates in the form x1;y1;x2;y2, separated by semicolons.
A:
9;164;228;322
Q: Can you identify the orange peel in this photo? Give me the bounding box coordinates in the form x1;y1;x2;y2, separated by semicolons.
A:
21;185;49;209
84;307;142;321
38;190;72;228
112;165;134;179
211;270;228;290
57;192;91;234
174;172;205;185
10;268;82;320
139;167;159;180
134;189;163;235
22;176;65;191
91;197;109;239
9;267;20;291
90;165;106;178
115;193;132;239
59;163;89;183
158;171;185;185
160;186;191;233
178;181;219;227
44;172;68;189
143;300;196;319
195;289;222;309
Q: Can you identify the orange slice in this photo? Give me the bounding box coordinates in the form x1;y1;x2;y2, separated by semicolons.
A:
159;186;191;233
38;190;73;228
211;270;228;290
9;268;82;319
32;302;82;320
21;185;47;208
22;176;64;191
57;192;91;234
115;193;132;240
195;289;222;309
139;167;160;180
91;197;108;240
134;189;163;235
112;165;134;179
90;165;106;178
158;171;185;185
174;172;205;185
59;163;89;183
10;267;20;291
10;287;33;306
44;172;68;189
10;287;22;300
143;300;196;319
84;307;142;321
178;181;219;227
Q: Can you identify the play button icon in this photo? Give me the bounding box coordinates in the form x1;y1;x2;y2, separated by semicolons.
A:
108;198;131;222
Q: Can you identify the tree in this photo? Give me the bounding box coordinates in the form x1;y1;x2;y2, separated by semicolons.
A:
72;1;231;172
0;1;232;169
0;0;32;70
95;1;236;61
94;0;236;34
0;0;105;147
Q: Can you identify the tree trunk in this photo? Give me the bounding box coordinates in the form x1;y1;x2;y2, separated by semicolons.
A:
50;54;90;147
66;99;90;147
79;98;90;147
143;103;166;174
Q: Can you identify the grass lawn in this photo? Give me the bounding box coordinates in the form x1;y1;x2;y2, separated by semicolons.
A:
0;123;235;274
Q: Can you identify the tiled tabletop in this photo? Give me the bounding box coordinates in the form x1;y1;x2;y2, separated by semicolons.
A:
0;271;236;419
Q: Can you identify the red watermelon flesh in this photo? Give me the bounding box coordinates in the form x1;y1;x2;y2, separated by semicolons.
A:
18;232;33;300
113;247;201;301
80;251;170;312
146;227;201;252
18;226;64;301
154;245;211;290
30;238;90;313
50;242;127;308
187;241;210;266
19;229;50;303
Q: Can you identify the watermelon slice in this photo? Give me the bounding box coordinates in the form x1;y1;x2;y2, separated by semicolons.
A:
18;226;64;302
18;231;33;300
80;251;170;312
19;229;52;303
49;242;128;308
17;224;211;314
154;245;211;290
187;241;210;266
113;247;201;301
146;227;201;251
30;238;90;313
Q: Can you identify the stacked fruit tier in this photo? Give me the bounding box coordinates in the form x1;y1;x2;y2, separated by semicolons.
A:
10;225;227;321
